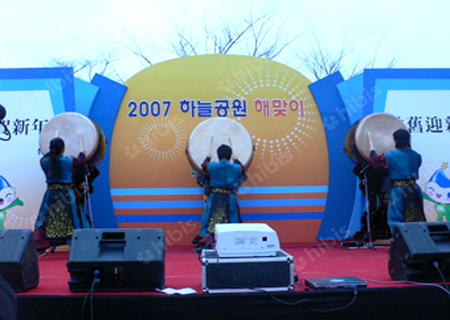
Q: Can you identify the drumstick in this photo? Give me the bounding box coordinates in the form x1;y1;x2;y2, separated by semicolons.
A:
228;138;237;160
208;136;214;157
54;130;59;138
79;131;83;153
367;132;375;151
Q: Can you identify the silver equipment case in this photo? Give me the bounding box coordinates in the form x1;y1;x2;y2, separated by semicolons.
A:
201;249;295;293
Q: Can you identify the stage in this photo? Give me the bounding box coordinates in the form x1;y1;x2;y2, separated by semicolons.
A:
15;242;450;320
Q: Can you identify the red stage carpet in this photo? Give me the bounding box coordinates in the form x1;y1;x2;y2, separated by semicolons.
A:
19;242;407;295
15;242;450;320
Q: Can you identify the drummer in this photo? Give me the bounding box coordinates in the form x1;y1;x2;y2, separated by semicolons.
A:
34;137;91;255
368;129;426;232
197;142;246;247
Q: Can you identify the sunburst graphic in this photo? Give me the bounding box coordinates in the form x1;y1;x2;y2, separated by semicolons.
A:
138;116;187;161
220;63;321;161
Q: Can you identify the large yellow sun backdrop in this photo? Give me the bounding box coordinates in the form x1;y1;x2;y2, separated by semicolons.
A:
110;54;329;245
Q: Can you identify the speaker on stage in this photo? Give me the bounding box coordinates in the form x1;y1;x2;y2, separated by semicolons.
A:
0;229;39;292
389;222;450;282
67;229;165;292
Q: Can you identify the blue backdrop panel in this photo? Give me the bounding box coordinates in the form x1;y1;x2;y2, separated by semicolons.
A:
336;73;364;125
0;68;76;114
336;73;366;239
88;74;127;228
309;72;356;240
74;78;99;116
341;68;450;239
363;69;450;116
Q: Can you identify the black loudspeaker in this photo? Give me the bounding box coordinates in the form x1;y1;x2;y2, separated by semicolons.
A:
389;222;450;282
0;229;39;292
67;229;165;292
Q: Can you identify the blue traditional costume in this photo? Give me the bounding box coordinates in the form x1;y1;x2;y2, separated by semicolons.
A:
199;145;246;237
370;129;425;232
35;138;91;250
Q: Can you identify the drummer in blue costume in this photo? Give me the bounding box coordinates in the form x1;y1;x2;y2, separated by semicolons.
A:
199;141;246;243
368;129;425;232
35;137;91;253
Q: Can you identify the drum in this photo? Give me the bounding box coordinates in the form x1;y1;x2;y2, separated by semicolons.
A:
39;112;107;166
87;122;107;167
344;120;364;164
344;112;408;163
186;118;254;171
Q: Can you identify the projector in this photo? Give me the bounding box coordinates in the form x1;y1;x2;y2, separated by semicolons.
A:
214;223;280;257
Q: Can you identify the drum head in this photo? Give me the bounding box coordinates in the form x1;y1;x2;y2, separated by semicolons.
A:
354;112;408;162
186;118;254;171
39;112;99;160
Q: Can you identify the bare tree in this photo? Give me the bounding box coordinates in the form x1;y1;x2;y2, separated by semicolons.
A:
46;1;403;84
46;49;125;83
115;27;156;67
120;1;302;66
368;33;402;69
295;29;403;81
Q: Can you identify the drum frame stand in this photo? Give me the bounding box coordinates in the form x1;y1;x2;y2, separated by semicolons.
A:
361;168;375;250
348;163;376;250
83;165;94;228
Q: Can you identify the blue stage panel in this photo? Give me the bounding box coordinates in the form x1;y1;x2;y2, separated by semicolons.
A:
74;78;99;116
89;74;127;228
310;72;357;240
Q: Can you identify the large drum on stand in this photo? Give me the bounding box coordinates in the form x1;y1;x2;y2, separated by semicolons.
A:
39;112;106;228
344;112;407;246
186;117;254;247
344;112;408;163
186;117;254;172
39;112;107;166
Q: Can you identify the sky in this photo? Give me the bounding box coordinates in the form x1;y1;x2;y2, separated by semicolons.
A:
1;0;450;82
